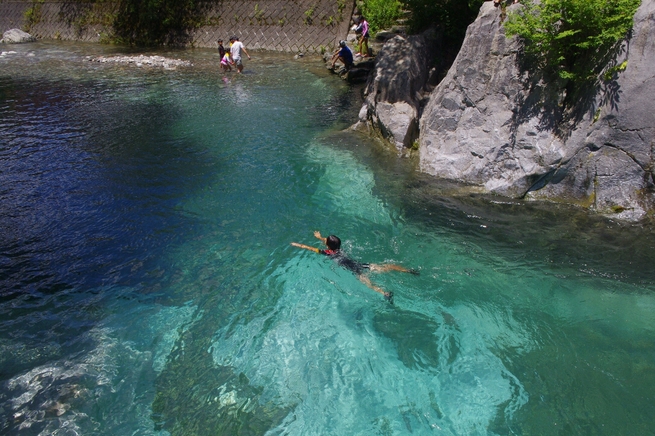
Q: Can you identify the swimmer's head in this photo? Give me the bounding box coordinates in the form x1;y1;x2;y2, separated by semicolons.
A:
326;235;341;250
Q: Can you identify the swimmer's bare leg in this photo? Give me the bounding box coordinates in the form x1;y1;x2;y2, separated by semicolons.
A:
358;274;393;303
369;264;418;274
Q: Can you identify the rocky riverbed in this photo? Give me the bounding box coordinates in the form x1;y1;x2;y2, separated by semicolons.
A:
88;55;192;69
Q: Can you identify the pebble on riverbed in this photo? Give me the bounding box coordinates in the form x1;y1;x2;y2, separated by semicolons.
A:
88;55;192;69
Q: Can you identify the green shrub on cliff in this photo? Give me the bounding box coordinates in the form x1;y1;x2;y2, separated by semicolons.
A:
504;0;641;85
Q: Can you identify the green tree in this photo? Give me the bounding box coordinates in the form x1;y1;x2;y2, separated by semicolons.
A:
504;0;641;85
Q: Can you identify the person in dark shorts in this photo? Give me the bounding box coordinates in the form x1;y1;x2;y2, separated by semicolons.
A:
291;231;418;304
229;36;251;73
330;40;354;70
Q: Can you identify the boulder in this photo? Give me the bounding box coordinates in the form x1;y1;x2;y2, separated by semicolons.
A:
418;1;655;220
354;28;440;150
1;29;36;44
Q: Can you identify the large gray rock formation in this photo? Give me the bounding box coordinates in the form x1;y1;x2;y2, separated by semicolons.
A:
354;29;440;150
1;29;36;44
418;1;655;221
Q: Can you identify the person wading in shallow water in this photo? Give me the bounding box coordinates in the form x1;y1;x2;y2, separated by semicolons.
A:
291;231;419;304
229;36;251;73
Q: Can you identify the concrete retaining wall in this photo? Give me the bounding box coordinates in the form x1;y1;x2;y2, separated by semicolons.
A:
0;0;355;52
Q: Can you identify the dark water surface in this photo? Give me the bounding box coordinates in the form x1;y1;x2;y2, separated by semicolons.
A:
1;42;654;435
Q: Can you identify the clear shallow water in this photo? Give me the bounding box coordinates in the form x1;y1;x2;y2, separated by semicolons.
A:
1;42;654;435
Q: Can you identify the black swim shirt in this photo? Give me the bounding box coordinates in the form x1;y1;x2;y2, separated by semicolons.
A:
320;249;370;275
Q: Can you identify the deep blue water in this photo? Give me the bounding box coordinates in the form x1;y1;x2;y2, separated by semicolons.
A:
1;42;655;435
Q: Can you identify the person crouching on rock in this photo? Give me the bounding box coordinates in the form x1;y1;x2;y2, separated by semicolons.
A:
330;40;354;71
291;231;419;304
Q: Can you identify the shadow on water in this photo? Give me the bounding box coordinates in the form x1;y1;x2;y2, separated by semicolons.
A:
1;77;208;288
152;316;293;435
399;186;655;287
373;306;459;373
0;73;218;385
323;130;655;289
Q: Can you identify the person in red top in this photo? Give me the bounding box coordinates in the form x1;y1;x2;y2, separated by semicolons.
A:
291;231;418;304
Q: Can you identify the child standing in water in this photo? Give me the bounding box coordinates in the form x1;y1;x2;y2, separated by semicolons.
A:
217;39;226;59
291;231;418;304
220;52;233;72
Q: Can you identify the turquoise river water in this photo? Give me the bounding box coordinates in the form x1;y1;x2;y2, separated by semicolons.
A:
1;42;654;435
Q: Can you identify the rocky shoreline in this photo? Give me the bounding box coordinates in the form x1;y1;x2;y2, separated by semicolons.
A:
356;1;655;222
87;55;193;69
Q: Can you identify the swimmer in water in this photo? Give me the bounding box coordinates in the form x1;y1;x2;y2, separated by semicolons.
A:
291;231;418;304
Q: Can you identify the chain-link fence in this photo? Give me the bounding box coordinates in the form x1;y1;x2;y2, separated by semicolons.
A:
0;0;355;52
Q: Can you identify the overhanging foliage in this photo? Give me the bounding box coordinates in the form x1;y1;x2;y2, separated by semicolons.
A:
504;0;641;85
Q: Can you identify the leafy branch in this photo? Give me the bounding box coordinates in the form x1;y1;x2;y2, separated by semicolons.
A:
504;0;641;86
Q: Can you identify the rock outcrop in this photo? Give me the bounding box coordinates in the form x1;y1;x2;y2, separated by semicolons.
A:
1;29;36;44
418;1;655;221
354;29;440;150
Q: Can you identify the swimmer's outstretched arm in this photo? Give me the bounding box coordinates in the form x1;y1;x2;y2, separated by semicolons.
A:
313;231;326;244
291;242;321;253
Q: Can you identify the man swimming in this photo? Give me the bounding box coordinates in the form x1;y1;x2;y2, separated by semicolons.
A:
291;231;418;304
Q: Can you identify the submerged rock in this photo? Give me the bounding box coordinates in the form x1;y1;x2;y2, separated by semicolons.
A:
1;29;36;44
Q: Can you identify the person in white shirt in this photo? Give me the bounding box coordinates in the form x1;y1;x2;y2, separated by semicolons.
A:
229;36;251;73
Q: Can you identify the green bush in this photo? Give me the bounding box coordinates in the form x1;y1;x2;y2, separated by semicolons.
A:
23;0;45;32
504;0;641;85
358;0;404;35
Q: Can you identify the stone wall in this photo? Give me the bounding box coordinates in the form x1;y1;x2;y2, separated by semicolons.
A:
0;1;113;42
0;0;355;52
